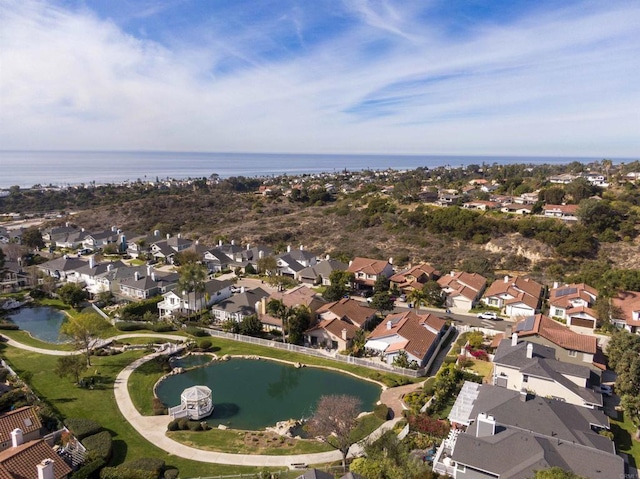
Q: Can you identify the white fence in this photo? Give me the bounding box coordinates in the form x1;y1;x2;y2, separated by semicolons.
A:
203;328;427;377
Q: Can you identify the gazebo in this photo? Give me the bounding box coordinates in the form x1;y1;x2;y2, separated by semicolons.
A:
169;385;213;420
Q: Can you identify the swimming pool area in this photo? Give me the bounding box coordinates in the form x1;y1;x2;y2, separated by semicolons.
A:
155;358;381;430
6;307;69;343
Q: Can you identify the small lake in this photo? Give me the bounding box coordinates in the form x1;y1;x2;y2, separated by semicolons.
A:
155;358;381;430
6;307;69;343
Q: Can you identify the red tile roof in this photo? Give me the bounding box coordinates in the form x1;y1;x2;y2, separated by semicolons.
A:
369;311;445;360
0;440;71;479
0;407;42;445
612;290;640;326
549;283;598;309
438;271;487;297
306;317;359;341
316;298;376;328
347;257;391;276
515;314;597;354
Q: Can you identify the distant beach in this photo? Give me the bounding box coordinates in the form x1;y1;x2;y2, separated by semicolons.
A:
0;150;624;189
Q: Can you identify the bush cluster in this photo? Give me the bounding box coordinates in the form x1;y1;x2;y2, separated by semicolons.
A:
185;326;208;337
0;323;19;330
64;418;103;440
82;430;113;461
70;458;105;479
374;404;390;421
167;418;209;432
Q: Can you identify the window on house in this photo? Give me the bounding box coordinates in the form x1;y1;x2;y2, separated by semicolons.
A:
522;374;529;383
456;463;466;472
568;350;577;357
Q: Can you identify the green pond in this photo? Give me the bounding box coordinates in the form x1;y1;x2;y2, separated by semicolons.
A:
155;358;381;430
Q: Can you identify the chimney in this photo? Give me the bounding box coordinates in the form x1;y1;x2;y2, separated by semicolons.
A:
240;286;245;294
504;275;509;283
107;264;113;272
511;332;518;347
231;240;235;246
166;233;170;240
89;256;95;269
37;458;55;479
154;229;160;236
134;272;140;281
476;413;496;437
526;343;533;359
341;328;348;341
65;222;69;227
325;254;330;260
111;226;116;232
261;297;267;315
389;257;393;265
287;245;291;253
259;250;264;259
299;244;303;250
349;260;353;267
247;243;250;250
450;271;455;277
177;233;181;239
195;239;199;245
11;428;23;447
387;320;393;330
218;239;223;246
553;281;559;289
81;227;85;232
255;301;261;315
520;389;529;402
151;272;156;281
146;265;152;276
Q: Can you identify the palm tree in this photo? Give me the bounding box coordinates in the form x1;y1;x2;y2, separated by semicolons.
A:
407;288;427;312
266;299;295;343
602;158;613;183
178;262;208;319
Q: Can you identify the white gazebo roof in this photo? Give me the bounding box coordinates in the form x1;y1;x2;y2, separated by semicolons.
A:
181;385;212;401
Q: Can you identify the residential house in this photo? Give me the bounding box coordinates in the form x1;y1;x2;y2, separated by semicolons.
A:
514;192;539;204
582;172;608;187
211;287;270;323
45;225;88;249
0;259;29;292
365;311;446;367
493;336;602;408
125;231;162;259
305;298;377;351
434;382;622;479
611;290;640;334
549;173;578;184
438;271;487;311
257;285;327;332
0;407;42;452
37;256;86;280
201;247;232;273
81;227;125;252
216;241;273;272
389;263;440;292
117;268;179;301
543;204;579;220
296;258;348;286
277;245;318;277
347;257;394;291
462;201;500;211
481;276;543;319
150;235;193;264
549;283;599;333
513;314;599;369
70;257;127;296
437;193;462;206
158;279;234;319
0;439;72;479
499;203;532;215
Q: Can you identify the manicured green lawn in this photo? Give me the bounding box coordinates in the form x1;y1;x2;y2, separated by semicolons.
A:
610;411;640;470
0;329;77;351
0;343;277;477
467;359;493;381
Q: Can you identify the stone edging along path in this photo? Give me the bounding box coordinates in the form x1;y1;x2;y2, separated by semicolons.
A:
5;333;403;467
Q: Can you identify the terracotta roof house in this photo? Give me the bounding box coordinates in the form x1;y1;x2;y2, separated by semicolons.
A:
482;276;543;319
543;204;579;220
513;314;598;369
211;287;270;323
0;439;72;479
549;283;599;333
438;271;487;311
0;407;42;452
296;258;348;286
462;200;500;211
434;382;623;479
316;298;377;329
257;285;328;332
347;257;394;290
389;263;440;292
611;290;640;334
304;316;360;351
493;336;602;408
365;311;446;367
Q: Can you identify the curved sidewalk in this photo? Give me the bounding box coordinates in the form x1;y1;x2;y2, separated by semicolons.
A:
6;333;403;467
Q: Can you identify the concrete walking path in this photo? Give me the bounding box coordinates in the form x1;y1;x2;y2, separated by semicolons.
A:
5;332;406;467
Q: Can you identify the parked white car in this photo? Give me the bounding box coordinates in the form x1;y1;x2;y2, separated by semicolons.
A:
477;312;498;320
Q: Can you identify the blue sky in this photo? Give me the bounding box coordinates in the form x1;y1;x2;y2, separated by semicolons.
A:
1;0;638;156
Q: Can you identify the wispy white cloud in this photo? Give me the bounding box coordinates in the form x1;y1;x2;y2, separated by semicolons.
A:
0;0;638;156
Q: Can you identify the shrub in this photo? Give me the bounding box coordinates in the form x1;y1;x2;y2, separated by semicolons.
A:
443;356;457;364
120;458;165;475
167;420;179;432
82;431;113;461
115;321;146;332
177;418;189;430
374;403;390;421
64;418;103;440
0;367;9;383
0;389;25;413
152;397;167;416
119;297;161;320
149;323;175;333
185;326;208;337
71;458;105;479
408;414;450;438
423;377;437;396
0;322;19;330
99;467;156;479
163;469;179;479
187;421;203;431
198;339;212;350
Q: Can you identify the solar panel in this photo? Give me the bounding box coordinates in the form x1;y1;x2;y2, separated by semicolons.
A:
516;315;536;332
556;287;578;297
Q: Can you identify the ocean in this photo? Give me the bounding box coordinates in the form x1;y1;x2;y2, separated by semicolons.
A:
0;150;619;189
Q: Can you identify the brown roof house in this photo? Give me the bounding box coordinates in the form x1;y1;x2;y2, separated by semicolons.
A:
256;285;327;333
611;290;640;334
438;271;487;311
389;263;440;292
549;283;599;333
0;407;42;452
481;276;543;319
513;314;598;369
365;311;446;368
0;436;71;479
347;257;394;291
305;298;377;351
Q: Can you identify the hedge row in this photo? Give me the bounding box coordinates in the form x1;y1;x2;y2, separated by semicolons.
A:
115;322;175;332
70;458;105;479
167;418;208;432
99;468;157;479
82;430;113;461
64;418;103;440
0;323;20;330
119;297;162;317
185;326;208;337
